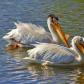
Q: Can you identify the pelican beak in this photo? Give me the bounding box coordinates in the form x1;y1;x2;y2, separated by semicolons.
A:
76;41;84;54
50;19;70;48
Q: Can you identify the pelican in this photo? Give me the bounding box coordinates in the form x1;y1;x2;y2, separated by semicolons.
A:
3;14;69;48
24;36;84;66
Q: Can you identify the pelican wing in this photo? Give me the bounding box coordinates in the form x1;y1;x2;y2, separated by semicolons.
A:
26;43;75;65
3;22;52;45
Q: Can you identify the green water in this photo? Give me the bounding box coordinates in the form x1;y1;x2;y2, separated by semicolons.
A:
0;0;84;84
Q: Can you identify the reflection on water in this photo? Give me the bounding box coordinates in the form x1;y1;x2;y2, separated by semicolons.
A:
24;64;84;84
0;0;84;83
1;47;84;84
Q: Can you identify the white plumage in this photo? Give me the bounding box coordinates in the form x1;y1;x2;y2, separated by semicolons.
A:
3;22;52;47
24;36;84;66
3;14;63;47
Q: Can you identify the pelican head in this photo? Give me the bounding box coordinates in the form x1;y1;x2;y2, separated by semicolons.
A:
72;36;84;54
47;14;58;24
47;14;70;48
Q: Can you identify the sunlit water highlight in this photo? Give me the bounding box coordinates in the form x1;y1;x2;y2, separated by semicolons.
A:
0;0;84;84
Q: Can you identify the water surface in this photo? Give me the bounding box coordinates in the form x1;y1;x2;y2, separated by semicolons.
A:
0;0;84;84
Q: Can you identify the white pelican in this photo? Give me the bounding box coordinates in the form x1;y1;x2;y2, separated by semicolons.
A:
24;36;84;66
3;14;69;48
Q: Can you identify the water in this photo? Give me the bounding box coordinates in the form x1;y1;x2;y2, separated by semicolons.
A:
0;0;84;84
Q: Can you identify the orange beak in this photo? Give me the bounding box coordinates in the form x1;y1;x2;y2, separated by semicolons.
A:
50;19;70;48
76;41;84;54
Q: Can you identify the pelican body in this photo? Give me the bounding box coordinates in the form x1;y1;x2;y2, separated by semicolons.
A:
24;36;84;66
3;14;69;48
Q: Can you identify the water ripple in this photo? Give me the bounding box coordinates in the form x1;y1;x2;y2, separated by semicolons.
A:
0;0;84;84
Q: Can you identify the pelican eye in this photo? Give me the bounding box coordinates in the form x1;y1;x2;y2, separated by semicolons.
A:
55;17;58;21
79;39;83;44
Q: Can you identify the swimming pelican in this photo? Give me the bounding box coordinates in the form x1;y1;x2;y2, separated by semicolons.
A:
24;36;84;66
3;14;69;48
